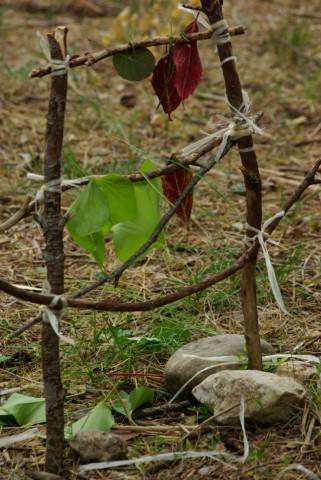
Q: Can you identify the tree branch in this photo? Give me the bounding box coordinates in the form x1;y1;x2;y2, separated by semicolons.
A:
2;159;320;314
0;129;228;233
30;26;245;79
40;26;68;474
201;0;263;369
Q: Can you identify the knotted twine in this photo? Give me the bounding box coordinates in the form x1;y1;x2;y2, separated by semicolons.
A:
181;90;263;159
37;31;70;77
178;4;235;57
42;282;74;345
27;173;81;204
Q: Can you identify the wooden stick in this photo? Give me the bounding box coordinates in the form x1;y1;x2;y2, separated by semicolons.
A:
1;112;262;235
41;27;68;474
201;0;263;370
30;26;245;79
0;133;224;233
0;195;33;232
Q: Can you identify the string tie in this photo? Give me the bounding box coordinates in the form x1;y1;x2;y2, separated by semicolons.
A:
37;32;70;77
245;210;288;315
212;19;231;45
42;283;74;345
181;90;263;159
27;173;81;204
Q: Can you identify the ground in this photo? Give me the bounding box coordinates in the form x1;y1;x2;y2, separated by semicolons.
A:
0;0;321;479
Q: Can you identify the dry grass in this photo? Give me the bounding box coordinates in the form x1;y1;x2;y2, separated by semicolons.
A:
0;0;321;478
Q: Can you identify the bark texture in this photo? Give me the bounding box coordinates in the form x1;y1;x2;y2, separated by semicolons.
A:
201;0;263;369
41;27;68;473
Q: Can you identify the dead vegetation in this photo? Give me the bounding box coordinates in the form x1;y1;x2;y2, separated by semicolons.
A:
0;0;321;478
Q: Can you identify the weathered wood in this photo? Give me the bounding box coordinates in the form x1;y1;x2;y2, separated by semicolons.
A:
41;27;68;474
201;0;263;369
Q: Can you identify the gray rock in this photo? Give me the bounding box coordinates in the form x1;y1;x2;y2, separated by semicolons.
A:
164;335;275;398
70;431;127;463
275;360;319;384
192;370;305;425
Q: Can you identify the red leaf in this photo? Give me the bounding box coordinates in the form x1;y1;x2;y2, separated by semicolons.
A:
172;21;203;101
151;55;181;119
162;169;194;224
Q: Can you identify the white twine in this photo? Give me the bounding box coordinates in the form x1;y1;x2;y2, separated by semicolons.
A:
177;5;232;48
177;4;211;30
276;464;321;480
245;210;288;315
181;90;263;159
42;284;74;346
27;173;81;203
212;19;231;46
79;397;248;473
239;146;255;153
221;55;237;66
37;31;70;76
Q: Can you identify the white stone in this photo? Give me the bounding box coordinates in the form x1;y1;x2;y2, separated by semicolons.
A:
192;370;305;425
165;335;275;398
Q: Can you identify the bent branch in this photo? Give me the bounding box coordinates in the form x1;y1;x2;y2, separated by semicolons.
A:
2;159;320;315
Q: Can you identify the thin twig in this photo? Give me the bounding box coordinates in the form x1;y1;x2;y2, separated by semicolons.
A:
182;401;243;440
0;132;226;233
133;401;190;420
30;26;245;79
0;195;33;232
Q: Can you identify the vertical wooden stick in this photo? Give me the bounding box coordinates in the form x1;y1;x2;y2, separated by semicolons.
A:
42;27;68;473
201;0;263;369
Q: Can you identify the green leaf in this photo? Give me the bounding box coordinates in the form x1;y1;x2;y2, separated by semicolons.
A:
112;161;164;261
67;175;136;268
113;387;154;416
113;48;156;82
0;394;45;426
96;175;137;225
67;165;163;265
129;386;155;411
67;178;111;237
68;401;114;439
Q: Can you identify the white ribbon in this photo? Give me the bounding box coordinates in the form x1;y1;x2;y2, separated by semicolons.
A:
246;210;288;315
27;173;81;203
212;19;231;45
43;292;75;346
177;4;232;48
181;90;263;158
37;31;70;76
177;3;211;29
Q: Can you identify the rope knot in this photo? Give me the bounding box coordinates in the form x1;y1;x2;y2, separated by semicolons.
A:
42;285;74;345
37;32;70;77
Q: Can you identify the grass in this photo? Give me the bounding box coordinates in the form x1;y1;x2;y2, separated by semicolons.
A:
1;0;321;478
